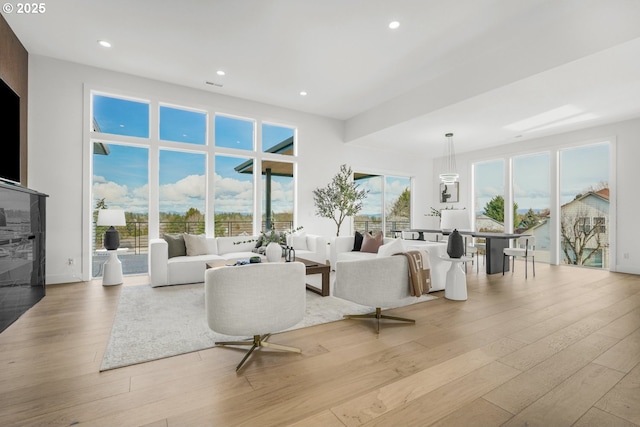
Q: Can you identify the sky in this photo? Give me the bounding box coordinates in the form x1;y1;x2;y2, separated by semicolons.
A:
358;175;410;219
474;142;609;214
92;94;608;219
92;95;295;215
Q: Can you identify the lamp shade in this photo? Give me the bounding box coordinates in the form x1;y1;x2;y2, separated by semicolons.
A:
97;209;126;226
440;209;471;231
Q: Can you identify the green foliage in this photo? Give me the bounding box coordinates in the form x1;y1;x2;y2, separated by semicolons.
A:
388;187;410;219
517;208;540;230
313;164;369;236
483;195;518;227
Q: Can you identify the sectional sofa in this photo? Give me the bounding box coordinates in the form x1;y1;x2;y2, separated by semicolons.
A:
330;235;449;292
149;233;326;287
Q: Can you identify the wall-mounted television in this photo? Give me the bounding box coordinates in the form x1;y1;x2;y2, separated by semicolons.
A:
0;77;21;184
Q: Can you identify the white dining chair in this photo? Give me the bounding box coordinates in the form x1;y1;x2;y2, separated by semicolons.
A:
502;235;536;278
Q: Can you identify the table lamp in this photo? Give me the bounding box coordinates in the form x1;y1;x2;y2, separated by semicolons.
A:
97;209;126;250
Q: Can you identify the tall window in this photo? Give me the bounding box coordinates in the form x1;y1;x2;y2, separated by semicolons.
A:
354;173;383;234
214;155;254;236
513;152;550;262
385;176;411;237
559;143;610;268
159;150;206;235
261;160;294;231
92;93;151;277
90;91;298;277
353;172;412;237
473;159;505;232
92;143;149;277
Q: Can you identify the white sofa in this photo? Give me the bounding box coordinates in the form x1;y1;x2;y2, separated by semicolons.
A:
149;233;327;287
330;236;449;292
285;233;327;264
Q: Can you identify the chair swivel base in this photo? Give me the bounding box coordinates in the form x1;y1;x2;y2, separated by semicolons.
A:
344;307;415;334
215;333;301;372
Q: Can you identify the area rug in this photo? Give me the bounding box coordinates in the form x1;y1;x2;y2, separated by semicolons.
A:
100;283;437;371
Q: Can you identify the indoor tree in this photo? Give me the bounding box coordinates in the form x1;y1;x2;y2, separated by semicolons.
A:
312;164;369;236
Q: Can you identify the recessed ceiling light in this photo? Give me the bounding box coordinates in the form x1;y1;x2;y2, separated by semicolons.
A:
98;40;112;48
389;21;400;29
299;91;308;96
216;70;225;76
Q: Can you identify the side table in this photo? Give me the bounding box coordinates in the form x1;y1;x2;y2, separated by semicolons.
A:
439;255;472;301
97;248;128;286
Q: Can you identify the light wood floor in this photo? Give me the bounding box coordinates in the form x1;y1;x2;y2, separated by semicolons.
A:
1;262;640;427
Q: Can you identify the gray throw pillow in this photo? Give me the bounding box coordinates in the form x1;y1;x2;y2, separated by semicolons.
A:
163;233;186;258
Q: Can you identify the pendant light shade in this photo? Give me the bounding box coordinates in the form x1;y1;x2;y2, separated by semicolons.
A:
439;132;459;184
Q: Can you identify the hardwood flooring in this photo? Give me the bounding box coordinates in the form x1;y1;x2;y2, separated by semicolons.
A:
1;262;639;426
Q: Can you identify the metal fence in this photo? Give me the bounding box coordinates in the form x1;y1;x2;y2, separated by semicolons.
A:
92;220;295;254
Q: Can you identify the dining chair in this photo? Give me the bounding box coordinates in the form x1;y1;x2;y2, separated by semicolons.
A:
466;238;486;273
502;235;536;278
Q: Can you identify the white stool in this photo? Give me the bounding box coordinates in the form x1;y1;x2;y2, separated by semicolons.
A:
439;255;472;301
97;248;128;286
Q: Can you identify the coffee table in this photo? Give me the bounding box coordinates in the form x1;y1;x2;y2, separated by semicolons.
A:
296;257;331;297
206;257;330;297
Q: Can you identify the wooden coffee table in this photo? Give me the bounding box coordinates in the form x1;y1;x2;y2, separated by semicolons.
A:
296;257;330;297
206;257;330;297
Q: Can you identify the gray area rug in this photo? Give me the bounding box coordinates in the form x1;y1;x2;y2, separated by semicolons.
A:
101;283;437;371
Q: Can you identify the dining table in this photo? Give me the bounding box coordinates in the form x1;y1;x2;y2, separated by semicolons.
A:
403;229;529;274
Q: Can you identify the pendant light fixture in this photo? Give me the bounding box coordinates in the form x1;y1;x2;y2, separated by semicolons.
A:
439;132;459;184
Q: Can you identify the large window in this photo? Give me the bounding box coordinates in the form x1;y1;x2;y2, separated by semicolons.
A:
513;152;550;262
559;143;610;268
261;160;294;232
354;172;411;237
471;141;610;270
92;143;149;277
214;155;254;237
159;150;206;235
473;159;505;232
354;173;382;234
90;92;298;277
385;176;411;237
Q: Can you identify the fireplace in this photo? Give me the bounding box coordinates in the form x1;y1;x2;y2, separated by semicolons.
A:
0;179;47;333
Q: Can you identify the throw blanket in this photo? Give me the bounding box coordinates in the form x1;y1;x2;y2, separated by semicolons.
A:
396;250;431;296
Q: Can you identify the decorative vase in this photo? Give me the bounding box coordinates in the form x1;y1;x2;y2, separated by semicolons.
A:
447;229;464;258
265;242;282;262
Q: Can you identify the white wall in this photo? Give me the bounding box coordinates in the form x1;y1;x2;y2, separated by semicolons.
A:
432;117;640;275
27;55;432;284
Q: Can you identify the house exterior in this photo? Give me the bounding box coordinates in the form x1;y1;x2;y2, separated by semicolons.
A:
525;188;609;268
559;188;610;268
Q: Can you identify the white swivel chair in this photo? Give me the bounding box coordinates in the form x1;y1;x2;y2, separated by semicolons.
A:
334;256;420;334
503;235;536;278
205;262;306;371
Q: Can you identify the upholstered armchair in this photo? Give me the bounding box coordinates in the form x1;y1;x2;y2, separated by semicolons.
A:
204;262;306;371
333;256;418;334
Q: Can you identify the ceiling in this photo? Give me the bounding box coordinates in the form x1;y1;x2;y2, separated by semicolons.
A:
5;0;640;156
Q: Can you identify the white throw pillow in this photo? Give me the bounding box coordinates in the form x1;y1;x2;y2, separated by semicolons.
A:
183;233;209;256
291;234;308;251
377;238;404;257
